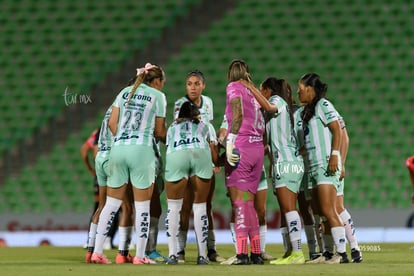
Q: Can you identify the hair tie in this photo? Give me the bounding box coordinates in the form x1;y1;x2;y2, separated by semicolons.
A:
136;62;156;76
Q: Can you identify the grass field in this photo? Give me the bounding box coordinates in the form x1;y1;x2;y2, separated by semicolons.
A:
0;243;413;276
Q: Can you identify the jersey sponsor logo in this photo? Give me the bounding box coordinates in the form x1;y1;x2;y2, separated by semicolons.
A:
173;137;201;147
99;146;111;151
114;133;139;142
122;92;153;102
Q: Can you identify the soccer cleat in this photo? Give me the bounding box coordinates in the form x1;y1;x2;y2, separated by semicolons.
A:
261;252;276;261
85;251;92;263
197;256;209;265
91;253;112;264
166;255;178;265
146;250;167;263
220;255;238;265
351;248;363;263
115;253;133;264
233;254;251;265
309;252;322;260
250;253;264;265
306;251;333;264
324;252;349;264
270;251;305;265
207;249;226;262
282;250;292;258
132;256;156;265
177;250;185;263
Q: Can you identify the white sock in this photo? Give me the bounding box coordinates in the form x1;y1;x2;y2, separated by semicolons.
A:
331;226;346;254
87;223;97;248
259;225;267;253
280;227;291;253
134;200;150;259
340;209;360;251
230;222;237;252
118;226;130;251
285;211;302;252
193;202;208;258
126;226;133;250
146;217;159;252
166;199;183;257
94;197;122;254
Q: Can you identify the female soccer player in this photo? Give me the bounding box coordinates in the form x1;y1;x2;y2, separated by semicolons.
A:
225;59;265;265
164;101;218;265
173;70;223;262
85;106;134;264
297;73;349;264
91;63;167;265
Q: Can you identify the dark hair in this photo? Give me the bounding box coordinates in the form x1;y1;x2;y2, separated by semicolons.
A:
187;69;205;82
261;77;294;129
227;59;252;83
300;73;328;124
178;101;201;124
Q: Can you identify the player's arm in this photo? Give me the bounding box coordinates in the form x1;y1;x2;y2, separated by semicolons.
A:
328;120;342;174
108;106;119;136
229;97;242;135
339;122;349;180
154;116;167;144
80;141;95;176
239;79;278;113
226;97;242;166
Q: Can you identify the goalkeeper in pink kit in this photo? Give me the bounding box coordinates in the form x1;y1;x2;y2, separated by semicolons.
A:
224;59;265;265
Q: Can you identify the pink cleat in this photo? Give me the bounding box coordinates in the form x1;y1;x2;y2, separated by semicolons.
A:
133;256;156;265
91;253;112;264
116;253;133;264
85;251;92;263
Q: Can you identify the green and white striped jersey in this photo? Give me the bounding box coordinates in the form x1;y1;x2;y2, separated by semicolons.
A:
266;95;300;162
293;106;305;149
166;120;215;154
112;84;167;146
97;106;113;157
302;98;339;168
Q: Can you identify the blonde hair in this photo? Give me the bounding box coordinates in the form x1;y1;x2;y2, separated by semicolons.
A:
127;66;164;106
227;59;253;83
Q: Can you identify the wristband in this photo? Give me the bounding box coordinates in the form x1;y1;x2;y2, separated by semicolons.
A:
331;150;340;157
226;133;237;146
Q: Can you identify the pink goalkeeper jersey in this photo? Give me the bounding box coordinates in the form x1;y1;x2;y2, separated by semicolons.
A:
225;81;265;148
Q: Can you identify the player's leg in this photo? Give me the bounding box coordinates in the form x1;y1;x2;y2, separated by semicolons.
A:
91;185;127;264
176;183;193;262
270;187;305;265
254;168;274;261
206;173;225;262
191;174;211;264
86;186;106;263
317;182;348;264
146;178;167;262
115;183;134;264
165;178;187;264
336;194;362;263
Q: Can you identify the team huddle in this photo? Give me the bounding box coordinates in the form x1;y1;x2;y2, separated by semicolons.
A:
84;59;363;265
